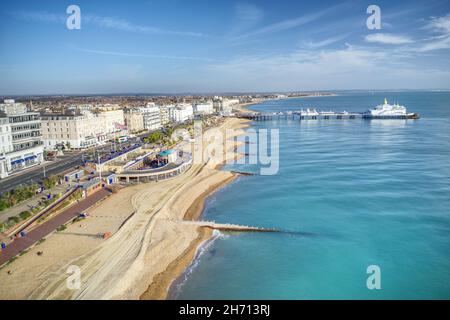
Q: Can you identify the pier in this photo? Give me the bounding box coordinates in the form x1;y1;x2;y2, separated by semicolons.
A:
237;111;419;121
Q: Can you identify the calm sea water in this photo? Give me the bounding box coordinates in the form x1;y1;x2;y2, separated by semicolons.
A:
172;91;450;299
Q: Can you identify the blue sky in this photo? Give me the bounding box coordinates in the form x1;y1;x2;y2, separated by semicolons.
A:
0;0;449;94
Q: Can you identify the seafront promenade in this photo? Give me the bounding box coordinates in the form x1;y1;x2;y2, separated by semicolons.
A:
0;153;194;266
0;188;111;267
116;154;193;183
0;117;257;300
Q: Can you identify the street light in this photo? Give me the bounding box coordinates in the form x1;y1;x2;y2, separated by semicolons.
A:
98;154;102;181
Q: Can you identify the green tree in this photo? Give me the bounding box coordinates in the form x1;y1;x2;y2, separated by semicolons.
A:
43;175;58;190
144;131;165;144
6;192;18;207
0;199;9;211
19;211;31;220
8;216;20;224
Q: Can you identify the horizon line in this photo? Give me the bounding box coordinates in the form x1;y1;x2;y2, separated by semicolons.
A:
1;88;450;98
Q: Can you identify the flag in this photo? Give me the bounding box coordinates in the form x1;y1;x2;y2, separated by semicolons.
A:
114;122;127;130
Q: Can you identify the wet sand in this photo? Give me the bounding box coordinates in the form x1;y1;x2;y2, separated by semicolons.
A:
139;226;212;300
183;173;238;221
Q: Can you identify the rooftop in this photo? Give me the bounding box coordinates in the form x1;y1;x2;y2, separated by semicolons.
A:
158;149;175;157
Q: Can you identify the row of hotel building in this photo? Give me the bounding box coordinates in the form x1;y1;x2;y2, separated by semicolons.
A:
0;97;239;178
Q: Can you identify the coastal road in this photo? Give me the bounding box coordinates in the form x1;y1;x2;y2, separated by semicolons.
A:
0;140;140;194
0;188;111;267
0;153;84;194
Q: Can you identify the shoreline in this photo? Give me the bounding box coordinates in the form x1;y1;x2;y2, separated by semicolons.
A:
139;93;335;300
0;117;252;300
138;172;237;300
139;173;239;300
139;226;212;300
140;119;250;300
183;173;239;221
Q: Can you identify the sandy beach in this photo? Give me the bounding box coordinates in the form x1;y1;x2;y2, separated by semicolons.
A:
232;101;260;113
139;226;212;300
0;117;250;300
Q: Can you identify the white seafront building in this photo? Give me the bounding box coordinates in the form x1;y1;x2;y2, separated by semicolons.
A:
213;97;240;114
169;103;194;123
0;117;12;155
97;108;125;139
158;104;172;126
124;109;145;134
137;103;162;131
0;99;44;178
41;108;125;150
41;110;99;150
193;102;214;115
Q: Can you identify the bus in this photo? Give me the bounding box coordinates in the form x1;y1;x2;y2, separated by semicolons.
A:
115;135;128;143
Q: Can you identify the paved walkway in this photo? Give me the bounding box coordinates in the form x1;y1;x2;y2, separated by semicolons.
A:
0;188;111;267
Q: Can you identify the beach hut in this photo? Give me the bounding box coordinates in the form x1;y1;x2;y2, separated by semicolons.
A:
79;178;102;197
64;169;85;182
105;173;116;185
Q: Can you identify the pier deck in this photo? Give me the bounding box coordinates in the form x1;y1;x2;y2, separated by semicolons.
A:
237;111;419;121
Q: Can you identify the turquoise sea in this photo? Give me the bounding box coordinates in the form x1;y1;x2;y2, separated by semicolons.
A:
171;91;450;299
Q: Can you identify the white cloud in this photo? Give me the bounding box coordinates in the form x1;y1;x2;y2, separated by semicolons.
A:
365;33;414;45
416;14;450;52
231;3;347;40
302;34;350;48
235;3;264;27
10;11;65;23
426;13;450;33
228;3;264;37
367;14;450;53
200;46;450;91
10;10;204;37
417;36;450;52
71;45;213;61
83;14;204;37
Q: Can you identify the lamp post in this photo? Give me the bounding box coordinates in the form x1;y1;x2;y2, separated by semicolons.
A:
98;154;102;181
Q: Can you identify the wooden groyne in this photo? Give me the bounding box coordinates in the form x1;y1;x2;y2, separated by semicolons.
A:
183;220;278;233
230;170;255;176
